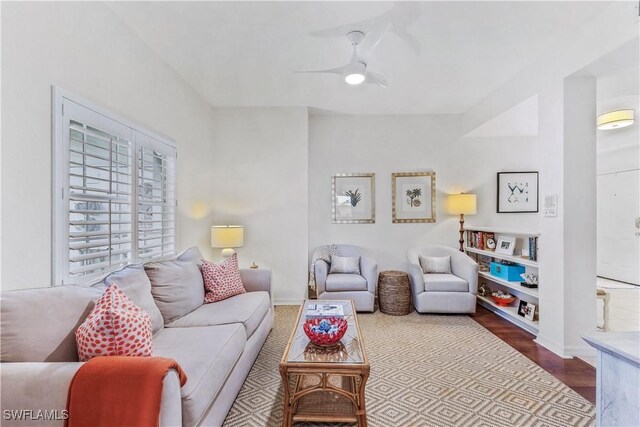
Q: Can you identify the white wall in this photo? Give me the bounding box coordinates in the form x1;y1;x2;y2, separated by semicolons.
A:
1;2;218;290
308;114;539;272
196;107;309;304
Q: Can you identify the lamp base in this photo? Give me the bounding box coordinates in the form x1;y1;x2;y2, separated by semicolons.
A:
459;214;465;252
221;248;235;258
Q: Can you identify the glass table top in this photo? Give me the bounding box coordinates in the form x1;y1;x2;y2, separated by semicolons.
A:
285;300;364;364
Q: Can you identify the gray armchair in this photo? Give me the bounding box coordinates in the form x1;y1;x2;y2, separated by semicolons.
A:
407;245;478;314
314;245;378;312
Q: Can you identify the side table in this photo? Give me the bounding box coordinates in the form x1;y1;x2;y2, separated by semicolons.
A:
378;270;412;315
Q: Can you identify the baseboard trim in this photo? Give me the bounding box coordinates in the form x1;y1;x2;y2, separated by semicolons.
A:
274;299;304;306
534;334;573;359
566;344;597;360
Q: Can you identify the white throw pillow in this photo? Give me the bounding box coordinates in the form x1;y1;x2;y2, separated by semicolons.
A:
419;255;452;274
329;255;361;275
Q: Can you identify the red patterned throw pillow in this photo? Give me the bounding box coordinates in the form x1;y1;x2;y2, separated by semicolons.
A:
75;284;153;362
202;254;246;303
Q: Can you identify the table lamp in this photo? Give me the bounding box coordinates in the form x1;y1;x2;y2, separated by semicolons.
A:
211;225;244;258
447;193;477;252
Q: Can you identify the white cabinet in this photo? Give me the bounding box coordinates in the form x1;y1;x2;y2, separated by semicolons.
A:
464;227;540;335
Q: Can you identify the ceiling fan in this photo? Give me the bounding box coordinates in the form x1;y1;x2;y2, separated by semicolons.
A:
295;30;388;88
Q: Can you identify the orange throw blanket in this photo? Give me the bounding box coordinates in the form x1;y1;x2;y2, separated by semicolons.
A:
66;356;187;427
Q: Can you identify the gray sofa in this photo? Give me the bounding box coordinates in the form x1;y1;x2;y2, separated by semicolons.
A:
407;245;478;314
314;244;378;312
0;247;273;427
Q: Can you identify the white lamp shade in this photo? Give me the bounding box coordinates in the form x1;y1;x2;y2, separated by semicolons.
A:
597;109;635;130
211;225;244;249
447;193;477;215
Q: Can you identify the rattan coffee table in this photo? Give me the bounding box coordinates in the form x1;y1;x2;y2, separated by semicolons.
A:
279;300;369;426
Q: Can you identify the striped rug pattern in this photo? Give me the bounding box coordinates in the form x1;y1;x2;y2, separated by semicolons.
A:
223;306;594;427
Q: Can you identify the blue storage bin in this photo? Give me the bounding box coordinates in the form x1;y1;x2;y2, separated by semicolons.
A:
490;262;525;282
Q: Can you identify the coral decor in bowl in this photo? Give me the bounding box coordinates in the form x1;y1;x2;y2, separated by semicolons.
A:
491;291;516;306
303;317;348;347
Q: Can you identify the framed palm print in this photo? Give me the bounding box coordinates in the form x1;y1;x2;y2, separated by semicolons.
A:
497;172;539;213
392;172;436;223
332;173;375;224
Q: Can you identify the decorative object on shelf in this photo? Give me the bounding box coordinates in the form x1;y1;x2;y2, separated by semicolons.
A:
478;282;491;297
303;317;348;347
332;173;375;224
250;262;259;269
596;109;635;130
520;273;538;289
517;300;528;317
211;225;244;258
447;193;477;251
495;236;517;255
490;290;516;306
490;261;525;281
486;235;496;250
523;302;536;321
391;172;436;223
497;171;539;213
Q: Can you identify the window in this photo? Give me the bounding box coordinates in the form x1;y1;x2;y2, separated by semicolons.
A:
53;89;176;285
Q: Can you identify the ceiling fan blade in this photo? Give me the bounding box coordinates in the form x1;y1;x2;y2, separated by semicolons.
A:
365;71;387;88
294;64;348;75
357;24;390;61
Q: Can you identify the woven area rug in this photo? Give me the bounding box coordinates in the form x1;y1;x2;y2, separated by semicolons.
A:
223;306;595;426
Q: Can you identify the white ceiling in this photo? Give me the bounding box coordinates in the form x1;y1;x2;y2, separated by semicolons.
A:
108;1;615;115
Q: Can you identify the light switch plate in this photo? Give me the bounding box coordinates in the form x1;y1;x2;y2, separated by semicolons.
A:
543;194;558;217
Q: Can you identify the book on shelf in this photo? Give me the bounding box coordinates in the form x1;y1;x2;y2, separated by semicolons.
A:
528;237;538;261
306;304;345;318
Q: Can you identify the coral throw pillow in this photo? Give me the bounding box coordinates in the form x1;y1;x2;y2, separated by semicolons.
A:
202;254;246;303
75;284;153;362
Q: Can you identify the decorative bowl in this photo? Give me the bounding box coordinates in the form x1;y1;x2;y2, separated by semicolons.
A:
303;317;348;347
491;294;516;306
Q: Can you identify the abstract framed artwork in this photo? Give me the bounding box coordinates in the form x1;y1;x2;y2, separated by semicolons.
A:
332;173;375;224
497;172;539;213
391;172;436;223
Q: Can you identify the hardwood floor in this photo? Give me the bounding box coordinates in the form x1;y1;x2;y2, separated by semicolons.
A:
470;304;596;404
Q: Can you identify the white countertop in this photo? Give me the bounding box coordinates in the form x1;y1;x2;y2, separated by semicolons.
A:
583;332;640;367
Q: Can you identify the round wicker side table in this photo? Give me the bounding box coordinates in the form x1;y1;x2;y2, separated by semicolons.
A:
378;270;412;316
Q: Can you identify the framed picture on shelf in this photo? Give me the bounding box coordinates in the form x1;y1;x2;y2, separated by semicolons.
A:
331;173;375;224
517;300;528;317
391;172;436;223
497;171;539;213
495;236;516;255
524;302;537;321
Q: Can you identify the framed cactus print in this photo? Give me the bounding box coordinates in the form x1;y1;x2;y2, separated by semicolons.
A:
392;172;436;223
332;173;375;224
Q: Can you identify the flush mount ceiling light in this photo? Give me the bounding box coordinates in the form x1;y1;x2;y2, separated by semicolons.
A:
597;109;635;130
295;30;387;88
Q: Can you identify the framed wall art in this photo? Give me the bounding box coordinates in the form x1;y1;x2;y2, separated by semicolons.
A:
391;172;436;223
332;173;375;224
497;171;539;213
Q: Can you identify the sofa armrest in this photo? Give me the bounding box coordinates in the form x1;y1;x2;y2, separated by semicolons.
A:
408;263;425;295
360;256;378;294
240;269;271;294
0;362;183;427
314;260;329;295
450;255;478;294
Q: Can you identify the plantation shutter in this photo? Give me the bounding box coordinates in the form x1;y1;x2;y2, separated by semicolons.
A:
62;101;133;282
136;132;177;260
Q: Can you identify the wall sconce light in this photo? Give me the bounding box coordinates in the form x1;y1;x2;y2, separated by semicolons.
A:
211;225;244;258
597;109;635;130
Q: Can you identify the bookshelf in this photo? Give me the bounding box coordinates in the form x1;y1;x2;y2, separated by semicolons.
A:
464;227;540;335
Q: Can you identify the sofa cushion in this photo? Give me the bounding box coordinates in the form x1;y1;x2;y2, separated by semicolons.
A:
419;255;452;274
152;325;246;427
1;285;101;362
325;274;367;292
168;291;270;339
329;255;361;274
76;284;153;361
144;260;205;325
202;254;246;303
103;264;164;335
423;274;469;292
